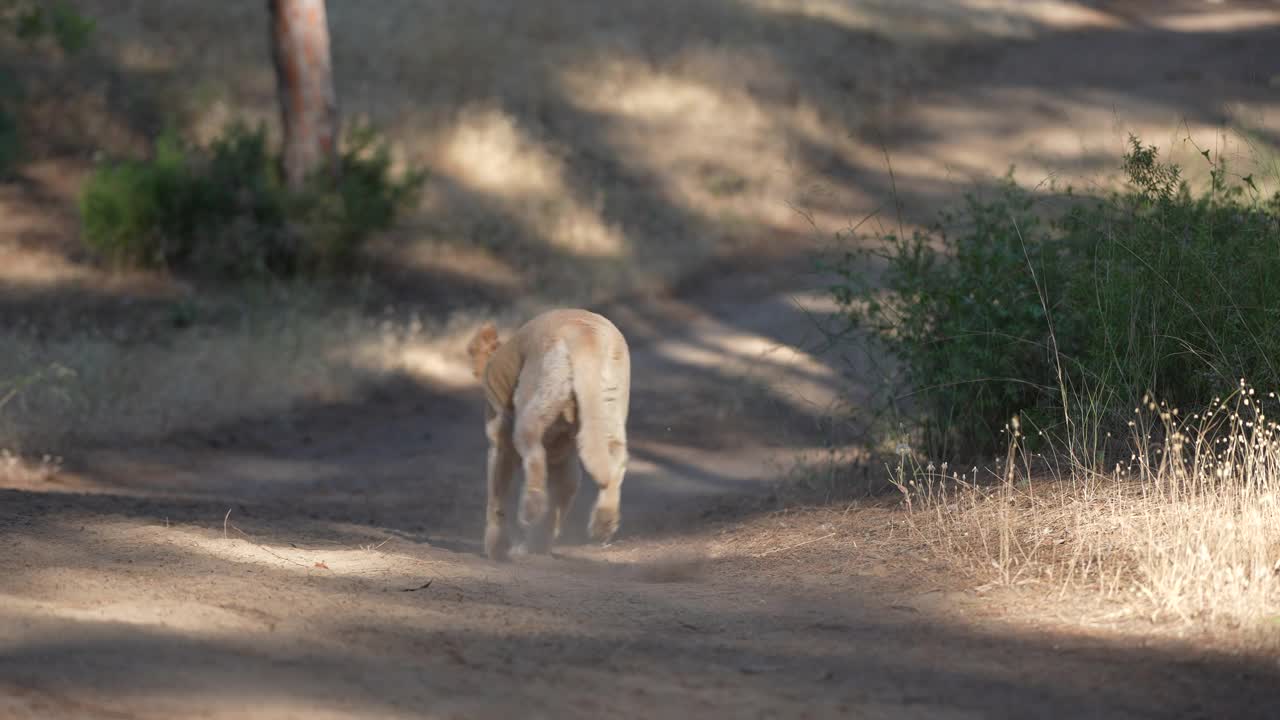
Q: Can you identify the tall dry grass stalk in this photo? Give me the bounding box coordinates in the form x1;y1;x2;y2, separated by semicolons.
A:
895;383;1280;630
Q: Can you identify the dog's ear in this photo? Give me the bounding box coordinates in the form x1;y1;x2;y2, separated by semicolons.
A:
466;322;501;379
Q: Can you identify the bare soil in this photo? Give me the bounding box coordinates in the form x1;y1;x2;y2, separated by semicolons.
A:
6;272;1280;720
4;1;1280;718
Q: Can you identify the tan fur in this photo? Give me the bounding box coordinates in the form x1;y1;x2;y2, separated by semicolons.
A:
466;309;631;561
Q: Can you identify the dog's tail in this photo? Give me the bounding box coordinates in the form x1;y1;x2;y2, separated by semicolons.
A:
569;321;630;491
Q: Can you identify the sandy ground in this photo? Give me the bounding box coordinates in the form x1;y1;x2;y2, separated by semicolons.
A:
3;268;1279;719
5;1;1280;718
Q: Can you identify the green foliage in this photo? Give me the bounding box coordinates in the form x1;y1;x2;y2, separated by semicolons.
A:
288;122;427;274
80;127;199;268
80;121;426;279
827;136;1280;460
0;1;94;176
825;173;1067;458
8;1;95;53
1065;138;1280;419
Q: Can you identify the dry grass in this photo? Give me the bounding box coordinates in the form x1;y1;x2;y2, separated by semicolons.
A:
888;386;1280;635
0;292;519;453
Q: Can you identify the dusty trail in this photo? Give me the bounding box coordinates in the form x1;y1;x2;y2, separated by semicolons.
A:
3;270;1278;719
5;2;1280;717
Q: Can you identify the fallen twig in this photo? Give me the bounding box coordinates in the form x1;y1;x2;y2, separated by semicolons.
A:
228;523;312;569
754;532;837;558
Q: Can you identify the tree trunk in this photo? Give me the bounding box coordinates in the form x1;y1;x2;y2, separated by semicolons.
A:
267;0;338;190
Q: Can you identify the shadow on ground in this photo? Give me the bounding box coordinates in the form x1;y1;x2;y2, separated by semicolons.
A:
1;497;1277;718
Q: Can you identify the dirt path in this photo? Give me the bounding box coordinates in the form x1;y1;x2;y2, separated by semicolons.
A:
5;3;1280;718
3;268;1278;719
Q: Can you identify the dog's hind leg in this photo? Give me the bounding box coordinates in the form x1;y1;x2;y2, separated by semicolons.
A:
512;339;573;529
572;342;630;545
525;435;580;554
483;412;518;561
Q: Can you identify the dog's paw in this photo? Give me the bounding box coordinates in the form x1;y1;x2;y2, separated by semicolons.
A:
484;523;512;562
589;506;620;545
520;487;549;527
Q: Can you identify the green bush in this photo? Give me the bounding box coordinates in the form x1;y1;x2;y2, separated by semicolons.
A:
825;173;1069;458
79;121;426;279
286;123;426;275
6;1;94;52
827;137;1280;460
0;1;94;176
1062;142;1280;421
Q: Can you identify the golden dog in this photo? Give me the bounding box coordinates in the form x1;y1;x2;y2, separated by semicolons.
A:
466;309;631;561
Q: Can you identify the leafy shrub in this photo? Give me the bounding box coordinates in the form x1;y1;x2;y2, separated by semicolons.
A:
286;123;426;275
827;137;1280;460
1062;142;1280;421
0;1;94;176
825;173;1069;458
5;1;94;52
79;121;426;279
